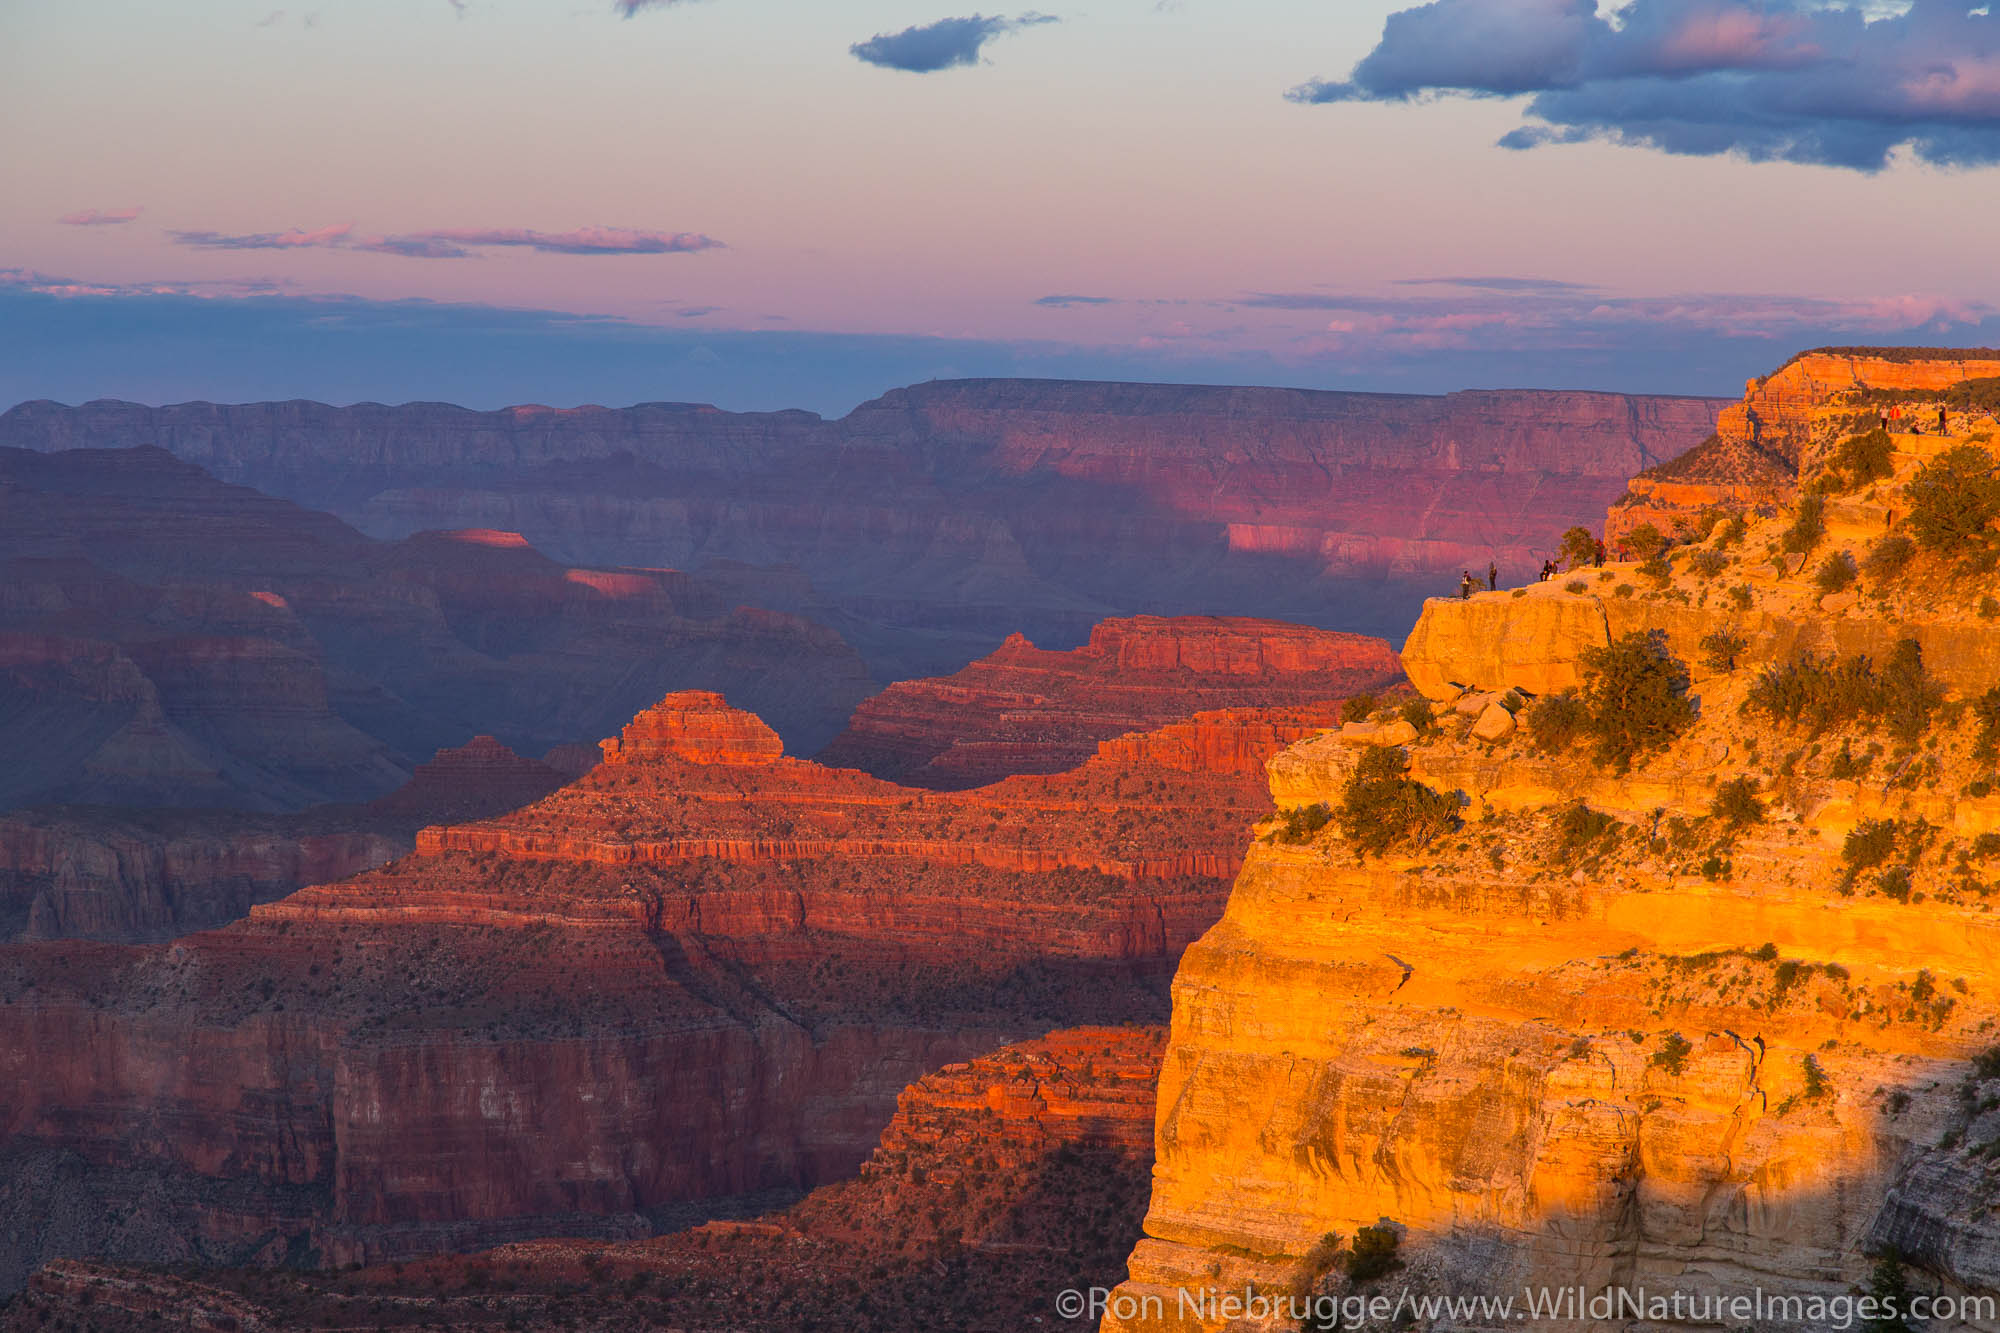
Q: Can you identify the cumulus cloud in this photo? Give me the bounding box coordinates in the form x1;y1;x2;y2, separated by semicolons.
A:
167;224;720;258
851;12;1057;73
59;208;142;226
1289;0;2000;170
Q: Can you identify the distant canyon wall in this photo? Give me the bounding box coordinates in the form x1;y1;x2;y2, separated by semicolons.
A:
0;381;1726;656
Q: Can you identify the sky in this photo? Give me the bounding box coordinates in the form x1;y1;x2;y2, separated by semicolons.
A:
3;0;1998;414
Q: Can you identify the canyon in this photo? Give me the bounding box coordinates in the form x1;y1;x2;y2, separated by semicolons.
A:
3;1025;1164;1332
0;648;1373;1295
0;444;874;816
0;380;1726;672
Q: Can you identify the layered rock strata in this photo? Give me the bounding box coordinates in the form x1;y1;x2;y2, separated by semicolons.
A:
0;382;1726;660
0;684;1332;1290
1608;348;2000;545
816;616;1403;787
4;1026;1165;1332
1106;370;2000;1331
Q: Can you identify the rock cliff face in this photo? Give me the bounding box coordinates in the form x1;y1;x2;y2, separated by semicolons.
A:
0;675;1340;1291
4;1026;1166;1332
0;738;571;945
1607;348;2000;545
0;447;874;813
0;382;1726;665
816;616;1403;787
1106;372;2000;1331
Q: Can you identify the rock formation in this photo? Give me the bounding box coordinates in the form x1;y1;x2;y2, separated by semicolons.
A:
1104;351;2000;1331
3;1026;1165;1332
0;382;1726;670
1607;347;2000;546
0;676;1342;1290
816;616;1404;787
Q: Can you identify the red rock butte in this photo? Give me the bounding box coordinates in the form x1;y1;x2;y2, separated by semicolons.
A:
816;615;1404;788
599;691;785;766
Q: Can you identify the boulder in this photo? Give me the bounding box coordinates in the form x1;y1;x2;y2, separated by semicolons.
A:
1372;719;1419;747
1471;703;1517;743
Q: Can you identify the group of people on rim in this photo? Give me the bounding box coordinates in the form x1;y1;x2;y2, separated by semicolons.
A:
1458;536;1607;599
1878;404;1952;435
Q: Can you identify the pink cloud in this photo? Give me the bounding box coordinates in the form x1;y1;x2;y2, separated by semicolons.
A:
414;226;722;255
58;208;142;226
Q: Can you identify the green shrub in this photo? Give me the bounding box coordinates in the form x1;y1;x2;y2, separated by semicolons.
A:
1844;819;1898;873
1524;690;1587;754
1342;1223;1403;1285
1863;533;1914;579
1711;776;1764;828
1880;639;1943;744
1638;553;1672;585
1553;800;1618;864
1712;512;1748;546
1903;444;2000;553
1625;523;1667;561
1563;578;1588;594
1984;596;2000;620
1827;428;1894;491
1728;584;1754;611
1650;1032;1693;1076
1814;550;1858;594
1690;548;1728;578
1781;494;1826;554
1576;631;1695;772
1699;628;1747;673
1340;694;1377;724
1878;864;1914;902
1747;641;1938;741
1398;697;1435;734
1974;1046;2000;1081
1801;1053;1832;1100
1274;802;1333;845
1974;687;2000;763
1336;748;1458;857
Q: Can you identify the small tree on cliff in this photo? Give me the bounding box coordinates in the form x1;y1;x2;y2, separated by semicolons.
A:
1558;525;1599;570
1336;747;1458;857
1576;630;1695;774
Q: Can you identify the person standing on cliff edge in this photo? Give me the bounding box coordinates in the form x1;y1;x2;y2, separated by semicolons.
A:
1488;561;1498;591
1459;571;1474;599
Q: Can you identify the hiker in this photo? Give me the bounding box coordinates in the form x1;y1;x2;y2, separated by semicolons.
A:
1879;410;1890;432
1459;571;1474;599
1594;538;1606;567
1940;405;1950;433
1488;561;1498;591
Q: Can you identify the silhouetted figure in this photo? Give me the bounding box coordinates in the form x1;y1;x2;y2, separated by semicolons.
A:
1459;571;1474;599
1488;561;1498;591
1941;405;1950;433
1593;538;1606;567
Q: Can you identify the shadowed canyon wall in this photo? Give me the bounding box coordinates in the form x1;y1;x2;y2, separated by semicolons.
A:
0;381;1726;670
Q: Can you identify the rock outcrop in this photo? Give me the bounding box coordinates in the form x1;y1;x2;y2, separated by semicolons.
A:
1105;355;2000;1330
1607;348;2000;545
0;383;1726;669
816;617;1403;787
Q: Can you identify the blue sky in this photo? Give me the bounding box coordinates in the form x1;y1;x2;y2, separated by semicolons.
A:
4;1;1997;413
